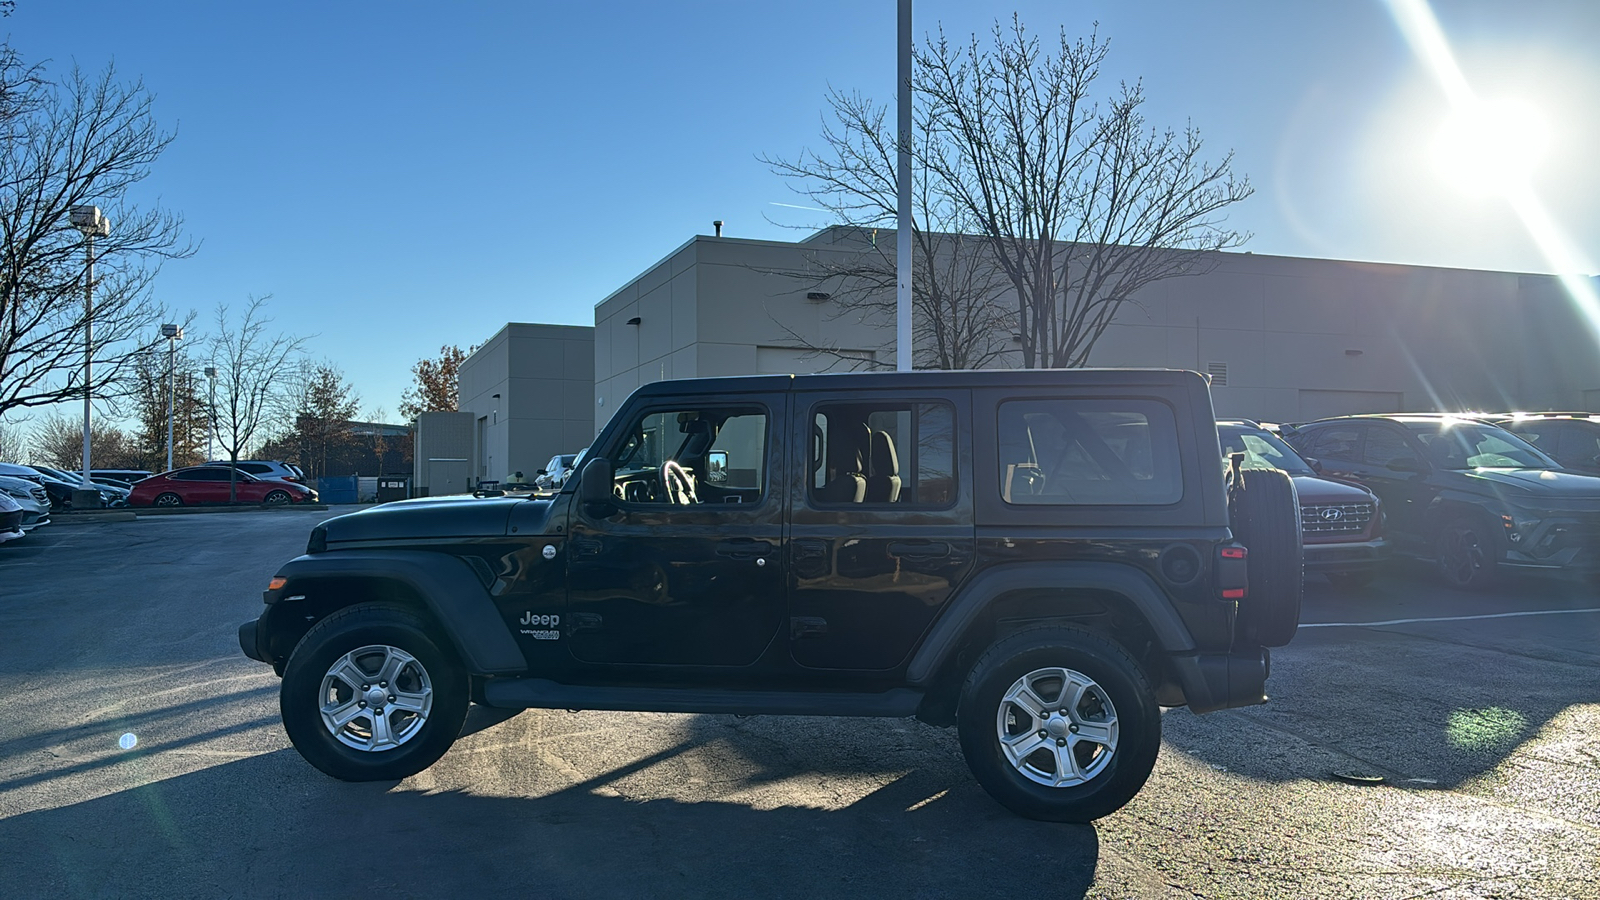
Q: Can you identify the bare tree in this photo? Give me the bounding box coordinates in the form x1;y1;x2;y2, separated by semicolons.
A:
399;345;466;421
0;52;192;417
918;19;1252;367
0;416;26;461
207;297;306;501
29;410;139;469
768;17;1252;370
763;90;1014;370
130;345;209;470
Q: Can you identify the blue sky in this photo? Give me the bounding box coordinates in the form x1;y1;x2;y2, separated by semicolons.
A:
9;0;1600;418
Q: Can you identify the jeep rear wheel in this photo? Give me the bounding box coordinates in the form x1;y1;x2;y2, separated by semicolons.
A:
280;603;468;781
957;625;1160;823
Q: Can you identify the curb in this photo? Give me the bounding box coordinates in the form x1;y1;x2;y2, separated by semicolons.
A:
134;504;332;517
51;512;138;524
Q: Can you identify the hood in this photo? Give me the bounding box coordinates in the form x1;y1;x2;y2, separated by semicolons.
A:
321;494;550;544
1291;474;1376;504
1461;468;1600;500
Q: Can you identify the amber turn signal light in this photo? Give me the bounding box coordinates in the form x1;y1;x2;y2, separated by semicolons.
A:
268;576;288;591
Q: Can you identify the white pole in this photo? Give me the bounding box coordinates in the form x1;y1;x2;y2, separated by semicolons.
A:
896;0;913;372
166;335;176;472
81;234;94;491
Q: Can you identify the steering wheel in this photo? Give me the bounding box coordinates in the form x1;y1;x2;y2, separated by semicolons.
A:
661;460;697;505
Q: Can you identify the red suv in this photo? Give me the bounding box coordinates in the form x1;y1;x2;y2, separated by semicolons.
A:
130;466;320;507
1218;420;1389;588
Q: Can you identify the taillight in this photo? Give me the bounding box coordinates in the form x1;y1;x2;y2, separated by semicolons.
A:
1216;543;1248;601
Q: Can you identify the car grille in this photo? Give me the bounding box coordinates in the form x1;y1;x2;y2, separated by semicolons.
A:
1301;502;1374;535
31;488;47;505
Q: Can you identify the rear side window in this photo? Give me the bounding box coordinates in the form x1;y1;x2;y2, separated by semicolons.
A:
239;463;270;474
997;399;1182;505
810;401;956;507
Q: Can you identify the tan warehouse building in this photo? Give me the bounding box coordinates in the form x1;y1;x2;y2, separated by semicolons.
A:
450;226;1600;488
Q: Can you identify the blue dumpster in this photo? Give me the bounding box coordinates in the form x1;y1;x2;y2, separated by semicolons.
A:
317;476;359;504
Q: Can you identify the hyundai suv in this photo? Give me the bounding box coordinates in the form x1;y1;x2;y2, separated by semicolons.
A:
1282;414;1600;588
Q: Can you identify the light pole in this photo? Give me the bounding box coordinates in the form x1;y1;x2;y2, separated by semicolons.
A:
69;205;110;509
161;323;182;471
205;366;217;462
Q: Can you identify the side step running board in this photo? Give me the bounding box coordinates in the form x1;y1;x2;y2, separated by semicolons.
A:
482;678;924;718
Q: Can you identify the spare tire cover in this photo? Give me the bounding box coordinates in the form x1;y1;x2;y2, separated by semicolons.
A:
1227;466;1303;647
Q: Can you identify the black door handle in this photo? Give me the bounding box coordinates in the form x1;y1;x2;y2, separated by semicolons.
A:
571;538;602;557
888;540;951;559
717;538;772;560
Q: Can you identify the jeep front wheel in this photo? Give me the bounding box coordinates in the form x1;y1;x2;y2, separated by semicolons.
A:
279;603;468;781
957;625;1160;823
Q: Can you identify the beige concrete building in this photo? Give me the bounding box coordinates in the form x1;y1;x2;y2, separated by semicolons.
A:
457;323;594;485
594;227;1600;430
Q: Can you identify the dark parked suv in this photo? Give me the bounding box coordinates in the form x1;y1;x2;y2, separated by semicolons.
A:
239;370;1302;821
1282;414;1600;588
1484;413;1600;477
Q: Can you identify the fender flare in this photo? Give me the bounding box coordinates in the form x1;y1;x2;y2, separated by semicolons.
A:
905;561;1197;687
270;550;528;675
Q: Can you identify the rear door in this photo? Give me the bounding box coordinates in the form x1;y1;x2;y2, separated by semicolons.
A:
786;389;974;671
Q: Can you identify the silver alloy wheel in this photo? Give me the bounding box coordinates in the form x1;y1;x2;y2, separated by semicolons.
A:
1438;525;1485;586
264;490;290;505
154;492;181;507
318;644;434;752
996;666;1119;788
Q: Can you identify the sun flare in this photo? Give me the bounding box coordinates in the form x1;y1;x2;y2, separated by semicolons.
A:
1431;98;1550;197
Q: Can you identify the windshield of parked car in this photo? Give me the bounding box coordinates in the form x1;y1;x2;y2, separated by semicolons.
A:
1218;425;1317;476
1408;422;1557;469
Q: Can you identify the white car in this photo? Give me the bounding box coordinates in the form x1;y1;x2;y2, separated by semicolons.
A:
0;475;50;530
536;453;581;489
0;492;24;544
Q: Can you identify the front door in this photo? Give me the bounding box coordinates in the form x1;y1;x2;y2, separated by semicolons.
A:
566;396;787;667
787;391;974;671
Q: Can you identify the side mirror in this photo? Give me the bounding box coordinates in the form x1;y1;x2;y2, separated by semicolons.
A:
578;457;616;513
1302;456;1324;474
706;450;728;484
1386;458;1426;474
536;469;548;476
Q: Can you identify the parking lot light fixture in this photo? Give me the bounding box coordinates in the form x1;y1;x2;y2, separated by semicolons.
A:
70;205;111;508
161;324;183;471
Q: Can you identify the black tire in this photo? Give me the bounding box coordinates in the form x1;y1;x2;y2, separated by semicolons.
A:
1435;516;1498;590
263;490;291;505
1325;570;1375;590
154;492;183;507
957;625;1161;823
1228;467;1302;647
280;602;468;781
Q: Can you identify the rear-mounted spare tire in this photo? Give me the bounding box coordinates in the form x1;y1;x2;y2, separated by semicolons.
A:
1228;466;1302;647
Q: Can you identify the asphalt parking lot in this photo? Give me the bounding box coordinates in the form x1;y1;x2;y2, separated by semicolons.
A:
1;510;1597;899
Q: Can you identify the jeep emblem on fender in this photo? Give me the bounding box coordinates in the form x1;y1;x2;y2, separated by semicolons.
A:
1321;508;1343;521
542;545;557;560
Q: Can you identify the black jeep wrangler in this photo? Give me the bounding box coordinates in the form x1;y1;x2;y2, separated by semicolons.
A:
240;369;1301;821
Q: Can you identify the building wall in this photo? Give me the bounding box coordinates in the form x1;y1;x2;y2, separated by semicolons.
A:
458;323;594;484
412;411;475;496
593;228;1600;427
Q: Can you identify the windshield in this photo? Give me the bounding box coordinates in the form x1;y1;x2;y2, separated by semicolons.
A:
1408;422;1557;470
1217;425;1317;476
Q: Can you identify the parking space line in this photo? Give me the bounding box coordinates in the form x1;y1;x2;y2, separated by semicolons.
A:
1301;608;1600;628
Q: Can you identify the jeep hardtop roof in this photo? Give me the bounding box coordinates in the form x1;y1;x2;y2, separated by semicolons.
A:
628;368;1209;398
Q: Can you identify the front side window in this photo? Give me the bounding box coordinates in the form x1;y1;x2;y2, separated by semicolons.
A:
998;399;1182;505
608;406;766;505
810;401;955;506
1411;422;1556;469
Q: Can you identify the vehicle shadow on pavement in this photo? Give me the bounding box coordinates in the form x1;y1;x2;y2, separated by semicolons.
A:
0;745;1103;899
1162;573;1600;790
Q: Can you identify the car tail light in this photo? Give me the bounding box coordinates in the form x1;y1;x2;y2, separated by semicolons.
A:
1216;543;1248;601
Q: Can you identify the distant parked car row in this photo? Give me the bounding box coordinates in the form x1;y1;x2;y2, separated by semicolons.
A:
130;465;319;507
0;462;129;508
1221;411;1600;590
